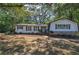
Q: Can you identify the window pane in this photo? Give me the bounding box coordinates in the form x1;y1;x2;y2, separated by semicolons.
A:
26;26;31;31
34;26;39;31
26;26;27;31
17;25;23;29
41;26;46;30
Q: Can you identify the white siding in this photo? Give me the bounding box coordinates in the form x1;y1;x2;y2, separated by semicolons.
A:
15;26;39;33
49;19;78;32
15;24;48;33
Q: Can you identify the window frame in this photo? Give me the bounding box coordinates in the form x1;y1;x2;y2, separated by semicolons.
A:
55;24;70;29
17;25;23;30
34;26;39;31
26;26;32;31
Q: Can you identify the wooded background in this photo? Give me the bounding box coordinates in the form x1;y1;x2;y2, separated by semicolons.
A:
0;3;79;34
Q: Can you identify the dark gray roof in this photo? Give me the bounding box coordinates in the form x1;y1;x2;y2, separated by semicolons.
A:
48;18;77;24
16;24;47;26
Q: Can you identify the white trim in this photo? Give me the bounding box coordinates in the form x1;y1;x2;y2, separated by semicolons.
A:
15;24;48;33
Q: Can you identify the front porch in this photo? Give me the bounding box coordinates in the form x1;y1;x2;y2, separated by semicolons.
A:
15;24;48;34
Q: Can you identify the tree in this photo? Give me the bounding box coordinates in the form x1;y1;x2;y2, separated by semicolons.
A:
25;3;54;24
53;3;79;23
0;3;31;33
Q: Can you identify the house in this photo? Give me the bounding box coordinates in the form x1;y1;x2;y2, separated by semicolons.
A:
15;24;48;34
15;19;78;35
49;19;78;35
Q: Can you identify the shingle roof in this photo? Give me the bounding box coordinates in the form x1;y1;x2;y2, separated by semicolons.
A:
48;18;77;24
16;24;47;26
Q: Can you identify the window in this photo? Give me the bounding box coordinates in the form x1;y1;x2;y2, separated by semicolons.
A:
55;24;70;29
41;26;47;30
28;26;31;31
17;25;23;29
26;26;28;31
26;26;31;31
34;26;39;31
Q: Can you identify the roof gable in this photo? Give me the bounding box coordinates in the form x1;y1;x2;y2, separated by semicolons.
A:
49;18;77;24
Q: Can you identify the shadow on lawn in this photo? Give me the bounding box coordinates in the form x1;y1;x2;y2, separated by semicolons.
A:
49;34;79;40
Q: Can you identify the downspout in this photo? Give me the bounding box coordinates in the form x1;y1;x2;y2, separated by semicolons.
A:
48;23;50;33
48;23;50;40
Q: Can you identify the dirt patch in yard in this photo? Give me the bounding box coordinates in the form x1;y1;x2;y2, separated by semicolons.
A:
5;34;48;42
0;34;79;55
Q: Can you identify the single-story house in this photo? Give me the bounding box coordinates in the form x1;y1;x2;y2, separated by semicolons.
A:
15;19;79;35
15;24;48;33
49;19;78;35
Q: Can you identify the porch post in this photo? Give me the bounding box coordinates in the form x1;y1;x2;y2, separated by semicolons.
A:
23;26;26;32
32;26;34;32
